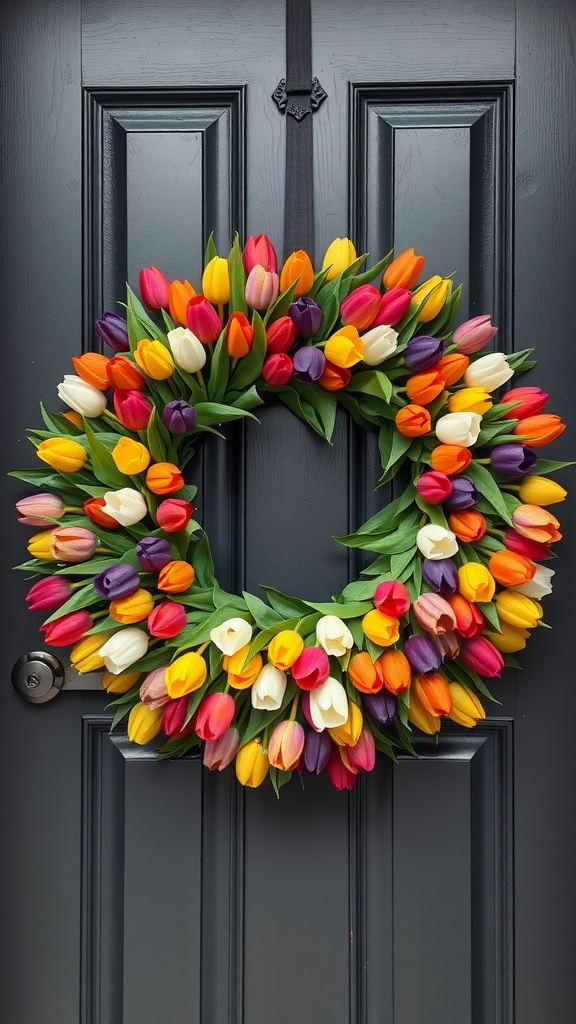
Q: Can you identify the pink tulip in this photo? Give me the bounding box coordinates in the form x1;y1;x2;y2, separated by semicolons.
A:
139;265;170;311
185;296;222;343
339;284;381;331
412;592;457;636
346;729;376;772
26;576;72;612
245;265;279;310
452;315;497;354
372;287;412;327
460;636;505;677
195;692;235;741
502;386;550;420
203;726;240;770
40;610;92;646
291;646;330;691
139;667;170;710
416;471;453;504
373;580;411;617
16;493;66;525
267;719;305;771
50;526;97;563
243;234;278;273
113;389;153;430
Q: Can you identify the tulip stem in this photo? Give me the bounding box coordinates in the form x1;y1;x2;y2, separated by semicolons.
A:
218;304;225;322
197;641;209;656
289;693;300;721
95;546;115;555
502;484;521;492
474;458;491;465
90;610;109;621
195;369;206;390
64;506;84;514
231;358;238;374
486;528;505;539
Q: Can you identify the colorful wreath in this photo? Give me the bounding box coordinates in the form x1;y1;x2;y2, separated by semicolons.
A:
12;233;569;792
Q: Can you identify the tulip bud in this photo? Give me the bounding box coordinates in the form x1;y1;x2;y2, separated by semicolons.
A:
433;352;470;385
146;462;184;495
134;338;175;380
37;437;87;473
407;691;442;736
363;690;397;726
16;492;66;526
517;475;567;506
265;315;297;354
139;667;170;709
127;703;163;744
489;443;537;478
136;536;173;571
513;414;566;448
167;326;207;372
300;729;332;774
291;646;330;690
194;692;235;741
102;487;148;526
165;651;207;697
502;386;549;420
161;399;197;434
443;477;479;511
383;247;425;290
326;746;357;790
202;256;231;305
168;279;196;326
261;353;293;386
372;287;412;327
406;369;446;405
26;576;72;612
503;529;551;561
496;590;543;628
448;510;487;543
267;630;304;670
50;526;97;563
484;622;530;653
361;609;400;646
395;404;431;438
432;630;461;660
268;720;305;771
315;615;354;657
72;352;110;391
457;563;496;603
377;649;412;695
245;265;279;310
95;311;129;352
360;324;399;365
452;315;497;354
243;234;278;274
161;696;196;739
106;355;146;391
156;498;194;532
435;411;482;447
416;471;453;504
308;676;349;729
429;444;472;476
340;284;381;331
404;335;445;372
488;550;536;587
447;682;486;727
147;600;187;638
27;529;55;561
109;588;154;624
157;560;195;594
404;635;443;674
460;636;504;677
251;664;287;711
70;635;110;673
222;646;263;689
203;727;241;770
447;387;492;416
421;557;459;596
464;352;513;391
446;593;484;638
279;249;314;296
412;593;457;635
113;389;153;430
511;564;555;599
511;504;561;544
416;524;459;560
94;563;140;599
329;701;364;747
412;671;452;716
98;627;149;674
139;266;170;311
412;276;452;322
40;610;92;647
210;617;252;655
288;296;323;338
293;346;326;383
235;739;269;788
321;237;357;280
111;437;151;475
318;362;351;390
373;580;410;617
324;326;364;368
226;311;254;358
185;295;222;343
347;652;384;694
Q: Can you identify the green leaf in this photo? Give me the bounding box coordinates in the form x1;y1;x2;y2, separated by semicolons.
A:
175;606;251;650
228;311;267;391
205;231;218;263
194;401;258;427
348;251;392;288
228;232;248;314
191;532;216;588
242;591;281;629
81;420;126;488
478;600;502;632
40;582;98;625
304;599;372;618
465;461;513;525
291;383;337;441
260;586;311;618
534;458;575;475
246;618;304;660
378;426;413;479
347;369;392;404
206;330;230;403
263;281;298;326
274;386;325;439
270;768;292;797
230;385;265;412
146;406;168;463
39;404;83;436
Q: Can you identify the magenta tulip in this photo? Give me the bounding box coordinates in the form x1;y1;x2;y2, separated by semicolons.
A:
161;696;196;738
194;692;236;741
113;389;153;431
185;296;222;343
373;287;412;327
460;636;505;677
502;386;550;420
139;265;170;311
40;610;92;646
147;600;187;638
326;746;357;790
26;576;72;612
416;471;453;504
291;646;330;690
340;284;381;331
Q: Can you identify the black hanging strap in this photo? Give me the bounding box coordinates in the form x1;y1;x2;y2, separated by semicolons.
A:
272;0;326;261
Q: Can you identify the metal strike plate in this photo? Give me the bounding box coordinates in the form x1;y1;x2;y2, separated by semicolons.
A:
11;652;105;703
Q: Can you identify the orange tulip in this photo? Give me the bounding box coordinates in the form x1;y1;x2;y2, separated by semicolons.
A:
429;444;472;476
168;279;196;325
432;352;470;386
448;509;487;542
513;414;566;447
382;247;425;290
395;403;431;437
222;645;263;690
157;560;195;593
72;352;110;390
488;550;536;587
226;311;254;358
106;355;147;391
511;504;562;544
412;672;452;717
347;651;385;693
146;462;184;495
406;370;446;405
408;690;441;735
377;649;411;695
279;249;315;296
62;410;83;428
446;593;484;637
318;362;351;391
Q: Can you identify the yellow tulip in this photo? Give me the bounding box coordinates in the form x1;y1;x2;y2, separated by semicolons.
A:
321;237;357;281
27;529;56;560
165;651;207;697
447;681;486;728
102;669;141;694
37;437;87;473
70;633;112;673
495;590;543;629
361;609;400;647
111;437;151;475
127;702;163;745
222;644;263;690
407;691;441;735
324;325;365;368
235;738;269;788
267;629;304;670
202;256;231;305
110;588;155;624
457;563;496;603
329;701;363;747
484;621;530;653
518;475;567;506
447;387;493;416
411;275;452;323
134;339;175;380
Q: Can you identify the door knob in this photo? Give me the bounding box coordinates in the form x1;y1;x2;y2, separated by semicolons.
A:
11;651;65;703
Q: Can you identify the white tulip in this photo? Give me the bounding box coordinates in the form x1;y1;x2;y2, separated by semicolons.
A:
416;524;459;560
435;411;482;447
167;327;207;373
316;615;354;657
251;664;287;711
463;352;513;392
512;565;555;599
101;487;148;526
98;628;148;674
308;676;349;731
360;324;398;365
57;374;107;417
210;617;252;655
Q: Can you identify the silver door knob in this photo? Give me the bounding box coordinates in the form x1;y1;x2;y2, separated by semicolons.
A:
11;652;65;703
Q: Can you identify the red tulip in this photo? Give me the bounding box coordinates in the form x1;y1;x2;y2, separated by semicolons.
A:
262;353;294;386
156;498;194;532
243;233;278;273
40;610;92;646
113;389;153;430
326;745;357;790
265;315;297;354
139;265;170;311
83;496;121;529
373;580;410;617
147;600;187;638
502;386;549;419
194;692;235;741
291;647;330;690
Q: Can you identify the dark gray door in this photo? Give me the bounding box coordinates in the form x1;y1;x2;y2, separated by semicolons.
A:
2;1;575;1022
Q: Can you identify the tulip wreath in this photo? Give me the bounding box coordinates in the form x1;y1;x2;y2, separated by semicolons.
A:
12;233;570;793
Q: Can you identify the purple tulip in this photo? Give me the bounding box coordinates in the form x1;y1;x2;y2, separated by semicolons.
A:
136;537;173;571
443;477;479;510
489;443;538;478
422;557;459;596
288;297;323;339
94;563;140;599
404;635;443;674
404;335;446;372
300;730;332;774
95;312;129;352
293;345;326;383
363;690;397;727
162;399;197;434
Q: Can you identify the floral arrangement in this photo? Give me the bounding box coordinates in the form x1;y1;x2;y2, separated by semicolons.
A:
12;233;569;793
